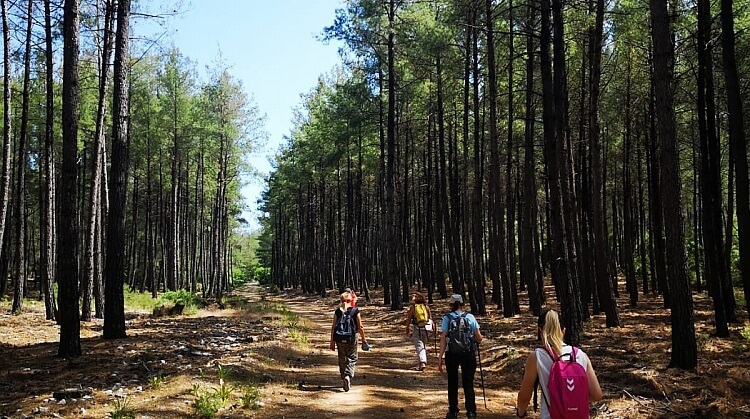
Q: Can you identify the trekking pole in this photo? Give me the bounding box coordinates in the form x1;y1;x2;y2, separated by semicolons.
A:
434;328;437;357
476;342;488;410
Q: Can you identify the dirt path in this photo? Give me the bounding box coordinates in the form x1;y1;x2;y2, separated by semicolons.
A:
258;288;514;419
2;283;748;418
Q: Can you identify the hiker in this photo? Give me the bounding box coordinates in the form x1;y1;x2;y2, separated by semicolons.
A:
404;292;434;370
344;286;359;307
330;291;370;392
515;310;603;418
438;293;483;419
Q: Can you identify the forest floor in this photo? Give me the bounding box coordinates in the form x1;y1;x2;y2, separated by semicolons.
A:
0;282;749;418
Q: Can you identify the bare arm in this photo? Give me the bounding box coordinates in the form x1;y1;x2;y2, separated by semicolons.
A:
329;314;337;350
404;305;414;334
473;328;483;345
585;353;603;401
356;313;368;345
438;330;448;372
516;351;538;416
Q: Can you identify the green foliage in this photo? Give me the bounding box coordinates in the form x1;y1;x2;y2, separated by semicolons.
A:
288;328;309;345
149;375;166;389
741;327;750;343
214;379;234;403
161;290;202;308
216;364;234;380
108;397;136;419
231;233;259;287
192;391;220;418
190;383;203;397
232;269;250;286
251;265;271;285
190;378;234;417
240;386;262;409
123;290;161;312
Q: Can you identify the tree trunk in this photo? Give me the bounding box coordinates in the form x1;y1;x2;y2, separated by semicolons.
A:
41;0;57;321
506;0;520;315
649;0;697;369
104;0;131;339
470;12;485;315
522;1;542;315
623;52;637;307
636;132;650;294
58;0;82;357
589;0;619;327
11;0;34;314
83;0;115;322
720;0;750;317
0;0;13;296
647;44;668;303
697;0;731;336
485;0;510;316
386;0;401;310
435;54;450;299
552;0;585;341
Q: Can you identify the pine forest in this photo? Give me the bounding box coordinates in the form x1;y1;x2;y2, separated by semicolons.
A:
1;0;749;417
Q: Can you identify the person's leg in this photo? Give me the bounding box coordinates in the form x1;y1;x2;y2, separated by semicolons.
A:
411;325;427;367
344;337;359;379
336;343;348;379
445;352;460;415
460;353;477;414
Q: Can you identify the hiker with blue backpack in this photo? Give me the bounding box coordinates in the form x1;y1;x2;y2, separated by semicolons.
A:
438;294;483;419
330;292;370;392
404;292;434;371
515;310;603;418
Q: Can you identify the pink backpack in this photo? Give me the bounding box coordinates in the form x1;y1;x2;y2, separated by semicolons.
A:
543;346;589;419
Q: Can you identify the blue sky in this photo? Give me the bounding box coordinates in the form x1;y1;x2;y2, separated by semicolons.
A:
137;1;344;230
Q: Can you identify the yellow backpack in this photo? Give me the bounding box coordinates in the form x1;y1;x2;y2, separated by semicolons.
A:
413;303;428;327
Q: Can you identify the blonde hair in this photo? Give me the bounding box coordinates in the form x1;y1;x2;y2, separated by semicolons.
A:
540;310;564;357
340;292;353;309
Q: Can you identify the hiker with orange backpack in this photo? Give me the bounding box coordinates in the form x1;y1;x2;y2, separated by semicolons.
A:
515;310;603;418
404;292;434;371
330;292;370;392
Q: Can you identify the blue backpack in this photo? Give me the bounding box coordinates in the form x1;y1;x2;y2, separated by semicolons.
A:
334;307;358;343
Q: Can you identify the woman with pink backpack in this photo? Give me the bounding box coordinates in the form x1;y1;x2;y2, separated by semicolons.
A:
515;310;603;418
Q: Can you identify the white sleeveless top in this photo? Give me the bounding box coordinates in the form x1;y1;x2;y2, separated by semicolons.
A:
534;344;589;419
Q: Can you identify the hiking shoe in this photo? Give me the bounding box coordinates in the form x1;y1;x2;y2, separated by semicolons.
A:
343;376;351;392
466;412;477;418
445;411;459;419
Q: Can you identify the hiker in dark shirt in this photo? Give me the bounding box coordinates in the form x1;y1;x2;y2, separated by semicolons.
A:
330;292;369;392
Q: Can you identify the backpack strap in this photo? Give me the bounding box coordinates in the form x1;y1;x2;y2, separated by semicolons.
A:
543;344;557;361
536;348;553;409
568;346;578;363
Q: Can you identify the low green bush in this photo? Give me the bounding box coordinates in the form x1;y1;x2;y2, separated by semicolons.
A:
161;289;202;308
